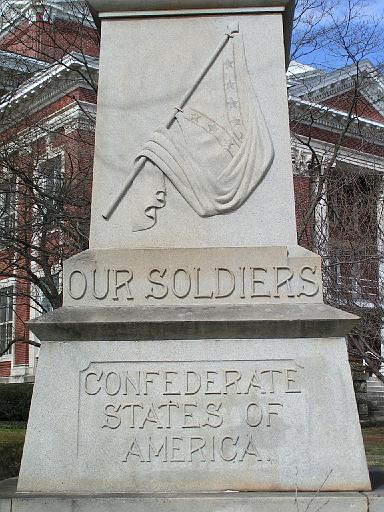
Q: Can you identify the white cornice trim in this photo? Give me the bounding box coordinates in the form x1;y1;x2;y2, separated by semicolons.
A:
0;101;96;153
0;1;94;38
290;61;384;96
0;53;98;114
0;50;46;72
290;96;384;129
291;136;384;173
290;97;384;146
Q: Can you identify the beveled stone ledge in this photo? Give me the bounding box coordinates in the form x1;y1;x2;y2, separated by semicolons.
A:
87;1;292;15
28;303;359;341
2;476;384;512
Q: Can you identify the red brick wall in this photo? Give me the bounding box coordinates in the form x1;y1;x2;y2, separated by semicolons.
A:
293;175;313;249
0;18;99;61
0;98;95;370
0;8;98;376
14;278;31;366
0;88;96;144
0;360;11;377
291;122;384;158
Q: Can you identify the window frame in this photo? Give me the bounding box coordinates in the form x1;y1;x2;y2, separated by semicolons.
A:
0;279;15;359
0;165;17;248
37;152;64;212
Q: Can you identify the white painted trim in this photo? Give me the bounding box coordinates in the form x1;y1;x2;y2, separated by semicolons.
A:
0;164;19;253
290;99;384;147
288;60;384;118
0;80;97;129
31;150;66;251
29;266;61;371
290;96;384;130
0;53;99;113
1;101;96;153
289;61;384;100
0;1;94;38
291;136;384;173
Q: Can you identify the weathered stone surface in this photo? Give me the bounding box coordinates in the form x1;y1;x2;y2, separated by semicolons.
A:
17;336;370;494
367;496;384;512
363;475;384;512
88;8;296;249
18;0;371;503
0;500;10;512
4;473;384;512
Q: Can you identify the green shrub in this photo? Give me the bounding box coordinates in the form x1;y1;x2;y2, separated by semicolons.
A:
0;384;33;421
0;442;24;480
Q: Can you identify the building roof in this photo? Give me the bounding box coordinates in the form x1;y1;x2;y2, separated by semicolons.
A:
0;51;98;120
288;59;384;127
0;0;94;38
0;50;47;73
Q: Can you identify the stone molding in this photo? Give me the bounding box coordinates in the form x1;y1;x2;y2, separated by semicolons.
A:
87;1;292;14
28;303;359;341
86;0;294;65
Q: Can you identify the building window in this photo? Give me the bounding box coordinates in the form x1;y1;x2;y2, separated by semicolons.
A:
0;286;14;356
38;155;63;210
329;247;378;307
0;167;15;246
34;273;60;315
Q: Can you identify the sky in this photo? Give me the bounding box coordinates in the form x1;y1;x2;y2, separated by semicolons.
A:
293;0;384;70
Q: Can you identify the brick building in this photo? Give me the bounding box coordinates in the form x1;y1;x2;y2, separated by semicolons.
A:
288;61;384;416
0;2;383;395
0;0;98;381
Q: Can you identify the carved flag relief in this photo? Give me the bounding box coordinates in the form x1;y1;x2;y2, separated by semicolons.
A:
109;28;275;231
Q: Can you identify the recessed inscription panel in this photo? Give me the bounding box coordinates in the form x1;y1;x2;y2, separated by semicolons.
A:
18;338;371;493
64;247;323;306
77;359;305;489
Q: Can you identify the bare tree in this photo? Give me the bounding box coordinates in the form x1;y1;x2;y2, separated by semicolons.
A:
1;0;384;388
290;0;384;384
0;0;98;357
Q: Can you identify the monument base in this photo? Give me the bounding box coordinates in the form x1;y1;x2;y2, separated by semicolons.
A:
18;304;370;494
2;489;377;512
3;477;384;512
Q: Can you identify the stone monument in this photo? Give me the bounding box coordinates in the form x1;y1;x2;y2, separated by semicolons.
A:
15;0;371;510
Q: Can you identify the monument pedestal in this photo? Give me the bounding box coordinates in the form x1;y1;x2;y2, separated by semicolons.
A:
17;246;371;503
13;0;372;508
18;301;369;495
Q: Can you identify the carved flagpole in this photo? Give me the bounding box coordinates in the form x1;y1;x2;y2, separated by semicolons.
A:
102;23;240;221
